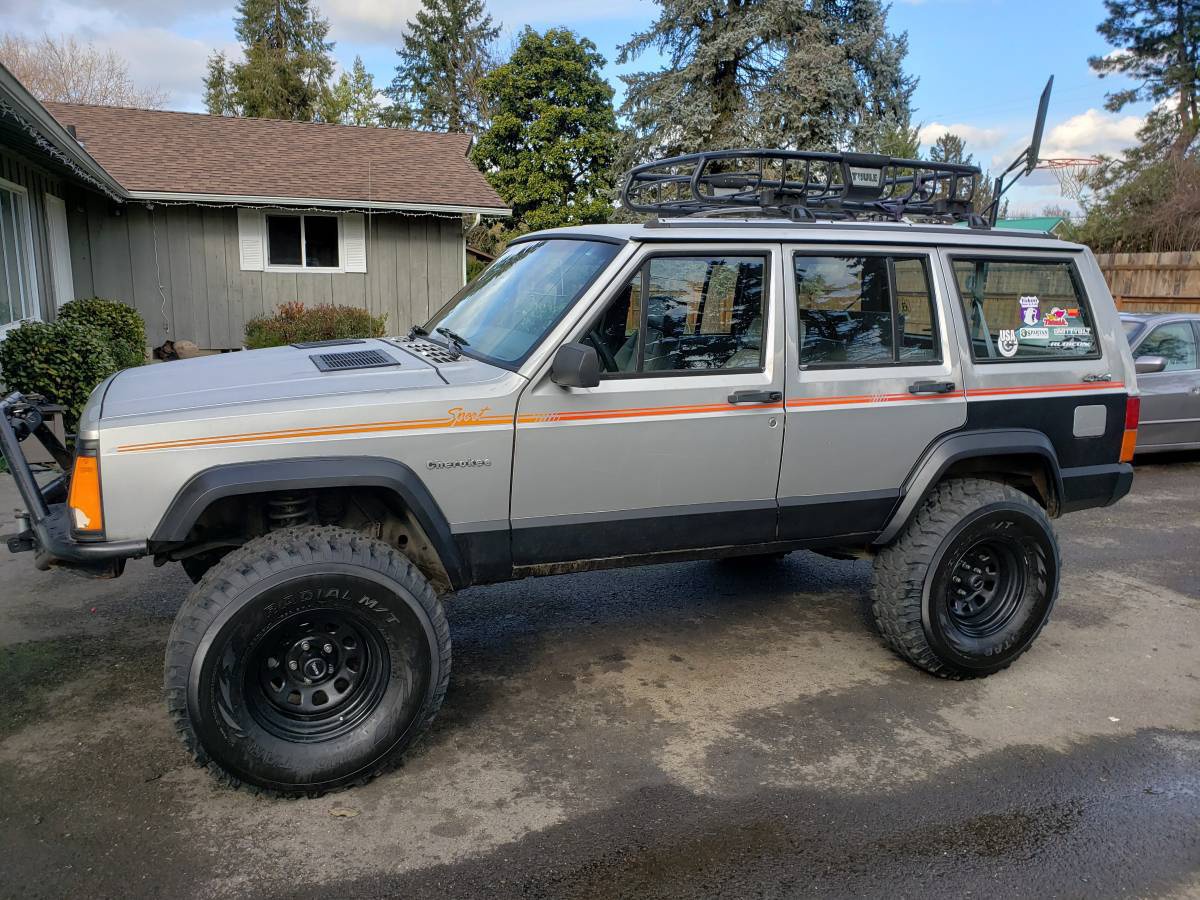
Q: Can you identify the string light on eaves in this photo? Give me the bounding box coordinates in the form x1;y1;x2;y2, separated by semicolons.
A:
0;99;123;201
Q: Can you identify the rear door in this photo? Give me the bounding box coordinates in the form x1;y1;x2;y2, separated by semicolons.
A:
1132;319;1200;449
510;242;787;565
776;245;967;540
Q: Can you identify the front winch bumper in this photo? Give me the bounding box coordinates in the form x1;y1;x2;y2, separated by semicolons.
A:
0;392;146;576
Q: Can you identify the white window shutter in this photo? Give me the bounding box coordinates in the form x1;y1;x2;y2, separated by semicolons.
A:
237;209;264;271
342;213;367;273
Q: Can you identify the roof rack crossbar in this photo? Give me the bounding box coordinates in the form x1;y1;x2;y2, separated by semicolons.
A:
621;148;982;224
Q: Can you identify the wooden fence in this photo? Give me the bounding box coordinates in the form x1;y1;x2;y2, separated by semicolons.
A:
1095;251;1200;313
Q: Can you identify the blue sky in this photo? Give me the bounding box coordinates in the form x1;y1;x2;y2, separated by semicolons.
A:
7;0;1147;212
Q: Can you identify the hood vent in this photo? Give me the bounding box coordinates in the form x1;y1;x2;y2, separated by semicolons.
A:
400;339;461;364
310;349;401;372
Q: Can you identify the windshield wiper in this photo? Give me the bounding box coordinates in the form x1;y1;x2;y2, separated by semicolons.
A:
435;326;470;358
406;324;429;340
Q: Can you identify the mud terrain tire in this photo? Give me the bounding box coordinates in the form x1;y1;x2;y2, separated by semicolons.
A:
871;478;1059;679
165;526;450;795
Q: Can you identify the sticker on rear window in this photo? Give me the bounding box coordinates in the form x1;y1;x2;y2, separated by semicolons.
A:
998;329;1019;357
1019;296;1040;326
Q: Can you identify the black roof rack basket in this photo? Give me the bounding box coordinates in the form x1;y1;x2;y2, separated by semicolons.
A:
621;149;985;225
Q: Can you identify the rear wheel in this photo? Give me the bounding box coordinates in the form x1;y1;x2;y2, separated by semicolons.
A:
871;478;1059;679
165;526;450;795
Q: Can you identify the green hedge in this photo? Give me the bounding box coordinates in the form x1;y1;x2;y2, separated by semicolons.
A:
0;321;118;432
245;302;388;349
59;297;147;370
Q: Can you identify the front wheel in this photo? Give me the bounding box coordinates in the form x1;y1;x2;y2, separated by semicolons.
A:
164;526;450;795
871;478;1059;679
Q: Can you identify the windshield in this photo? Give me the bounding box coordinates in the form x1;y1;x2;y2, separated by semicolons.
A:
423;239;621;366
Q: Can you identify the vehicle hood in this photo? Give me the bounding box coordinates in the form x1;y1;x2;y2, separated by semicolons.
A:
99;339;504;421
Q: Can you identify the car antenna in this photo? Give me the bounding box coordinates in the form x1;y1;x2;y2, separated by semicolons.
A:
983;75;1054;226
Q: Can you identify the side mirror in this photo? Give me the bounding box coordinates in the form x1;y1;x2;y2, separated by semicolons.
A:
1135;355;1167;375
550;342;600;389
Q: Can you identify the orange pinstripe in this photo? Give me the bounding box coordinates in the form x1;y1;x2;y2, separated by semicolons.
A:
117;414;511;453
115;382;1127;453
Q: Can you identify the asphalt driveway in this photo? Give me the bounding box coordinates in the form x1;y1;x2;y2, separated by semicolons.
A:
0;456;1197;899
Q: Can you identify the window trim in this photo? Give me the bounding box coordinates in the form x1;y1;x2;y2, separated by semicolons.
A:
0;176;41;335
264;211;345;273
582;248;773;380
946;253;1102;364
1135;319;1200;373
790;249;943;371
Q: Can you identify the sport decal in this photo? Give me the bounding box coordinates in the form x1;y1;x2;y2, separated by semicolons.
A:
1019;296;1040;326
1043;307;1069;327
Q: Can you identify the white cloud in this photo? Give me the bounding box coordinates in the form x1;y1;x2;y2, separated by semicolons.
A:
1038;107;1143;160
92;27;231;111
322;0;423;45
918;121;1008;153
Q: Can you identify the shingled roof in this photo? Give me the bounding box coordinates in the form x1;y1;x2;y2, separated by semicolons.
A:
43;102;508;214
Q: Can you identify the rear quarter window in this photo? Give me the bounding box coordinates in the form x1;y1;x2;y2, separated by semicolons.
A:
951;258;1099;362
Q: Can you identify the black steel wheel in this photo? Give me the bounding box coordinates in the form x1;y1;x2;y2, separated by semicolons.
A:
165;526;450;795
872;478;1059;679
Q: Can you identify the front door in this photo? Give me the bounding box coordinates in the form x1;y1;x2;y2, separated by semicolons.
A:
511;243;786;565
777;246;967;540
1133;319;1200;449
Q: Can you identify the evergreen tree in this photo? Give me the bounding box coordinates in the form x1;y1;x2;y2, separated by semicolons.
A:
386;0;499;132
871;118;921;158
318;56;380;125
617;0;915;164
204;0;334;120
472;28;618;233
1089;0;1200;159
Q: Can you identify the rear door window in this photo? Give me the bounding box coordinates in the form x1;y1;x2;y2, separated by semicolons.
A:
951;258;1098;361
792;254;940;366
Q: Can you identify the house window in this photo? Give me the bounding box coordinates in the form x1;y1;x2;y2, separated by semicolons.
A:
266;214;340;269
0;180;38;331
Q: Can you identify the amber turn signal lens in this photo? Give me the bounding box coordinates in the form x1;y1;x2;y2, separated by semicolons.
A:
1119;429;1138;463
68;455;104;533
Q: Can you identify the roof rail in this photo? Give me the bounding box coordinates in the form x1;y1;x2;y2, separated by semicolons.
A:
621;149;987;226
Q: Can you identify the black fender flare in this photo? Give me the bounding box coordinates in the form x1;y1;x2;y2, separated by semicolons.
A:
150;456;469;589
873;429;1063;547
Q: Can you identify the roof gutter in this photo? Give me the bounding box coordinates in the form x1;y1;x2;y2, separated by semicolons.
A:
0;64;127;201
126;190;510;216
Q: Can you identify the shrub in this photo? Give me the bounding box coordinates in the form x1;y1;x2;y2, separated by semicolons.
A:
0;320;117;432
59;296;147;370
244;302;388;349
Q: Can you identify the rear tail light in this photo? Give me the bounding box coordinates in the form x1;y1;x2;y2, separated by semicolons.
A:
1119;396;1140;463
68;445;105;536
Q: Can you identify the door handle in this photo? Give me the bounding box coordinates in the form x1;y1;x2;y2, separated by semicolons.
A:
728;389;783;404
908;380;956;395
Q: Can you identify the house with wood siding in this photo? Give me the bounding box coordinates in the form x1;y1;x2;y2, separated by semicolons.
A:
0;62;509;352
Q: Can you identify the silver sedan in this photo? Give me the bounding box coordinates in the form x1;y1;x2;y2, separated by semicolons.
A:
1123;313;1200;453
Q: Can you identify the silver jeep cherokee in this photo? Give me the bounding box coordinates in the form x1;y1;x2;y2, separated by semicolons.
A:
1;148;1139;794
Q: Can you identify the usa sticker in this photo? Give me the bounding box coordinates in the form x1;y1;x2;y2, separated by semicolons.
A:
1019;296;1040;326
998;329;1019;358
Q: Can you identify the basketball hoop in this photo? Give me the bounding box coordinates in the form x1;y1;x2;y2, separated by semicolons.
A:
1037;157;1101;203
